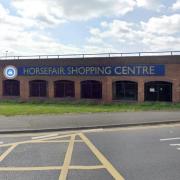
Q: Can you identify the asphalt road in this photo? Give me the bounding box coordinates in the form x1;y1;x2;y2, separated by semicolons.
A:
0;124;180;179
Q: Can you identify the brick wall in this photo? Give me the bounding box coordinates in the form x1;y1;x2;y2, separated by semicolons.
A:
0;56;180;103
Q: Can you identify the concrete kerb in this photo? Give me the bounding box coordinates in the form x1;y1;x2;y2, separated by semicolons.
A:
0;120;180;134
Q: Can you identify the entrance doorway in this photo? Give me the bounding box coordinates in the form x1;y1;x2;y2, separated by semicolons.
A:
145;81;172;102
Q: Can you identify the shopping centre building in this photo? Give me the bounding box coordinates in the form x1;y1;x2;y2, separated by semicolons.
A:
0;52;180;103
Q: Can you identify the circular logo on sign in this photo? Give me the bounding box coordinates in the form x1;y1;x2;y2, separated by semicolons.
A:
4;66;17;79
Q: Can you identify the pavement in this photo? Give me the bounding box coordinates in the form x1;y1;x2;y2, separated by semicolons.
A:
0;111;180;133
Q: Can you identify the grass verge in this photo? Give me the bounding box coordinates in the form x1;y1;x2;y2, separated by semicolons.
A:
0;100;180;116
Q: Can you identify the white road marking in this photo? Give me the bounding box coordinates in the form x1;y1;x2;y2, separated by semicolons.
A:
170;144;180;146
82;128;104;133
160;137;180;141
31;133;59;140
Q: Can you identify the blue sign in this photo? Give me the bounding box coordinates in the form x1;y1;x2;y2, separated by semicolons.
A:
4;66;18;79
18;65;165;76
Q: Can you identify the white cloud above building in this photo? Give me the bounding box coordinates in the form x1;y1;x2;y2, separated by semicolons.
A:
0;0;179;56
172;0;180;11
12;0;136;22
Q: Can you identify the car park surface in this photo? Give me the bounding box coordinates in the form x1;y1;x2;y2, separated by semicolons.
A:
0;124;180;179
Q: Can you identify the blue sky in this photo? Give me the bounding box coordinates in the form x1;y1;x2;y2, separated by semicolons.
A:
0;0;180;56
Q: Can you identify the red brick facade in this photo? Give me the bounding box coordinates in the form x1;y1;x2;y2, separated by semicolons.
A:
0;55;180;103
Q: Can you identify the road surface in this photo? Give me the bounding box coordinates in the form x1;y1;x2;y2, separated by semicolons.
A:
0;124;180;179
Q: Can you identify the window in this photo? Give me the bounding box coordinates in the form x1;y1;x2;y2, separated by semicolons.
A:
54;80;75;98
29;80;47;97
3;80;20;96
81;80;102;99
113;81;137;100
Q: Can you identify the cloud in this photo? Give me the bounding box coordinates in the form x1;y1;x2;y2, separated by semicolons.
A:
0;3;81;56
0;2;117;56
11;0;65;27
11;0;168;25
0;28;81;56
12;0;136;22
172;0;180;11
136;0;165;10
87;14;180;52
0;27;81;56
0;3;39;30
1;1;180;56
141;14;180;35
89;20;140;43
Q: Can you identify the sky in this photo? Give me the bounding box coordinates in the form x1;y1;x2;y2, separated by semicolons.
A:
0;0;180;56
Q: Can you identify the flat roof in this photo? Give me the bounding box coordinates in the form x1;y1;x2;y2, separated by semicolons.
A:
1;51;180;61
